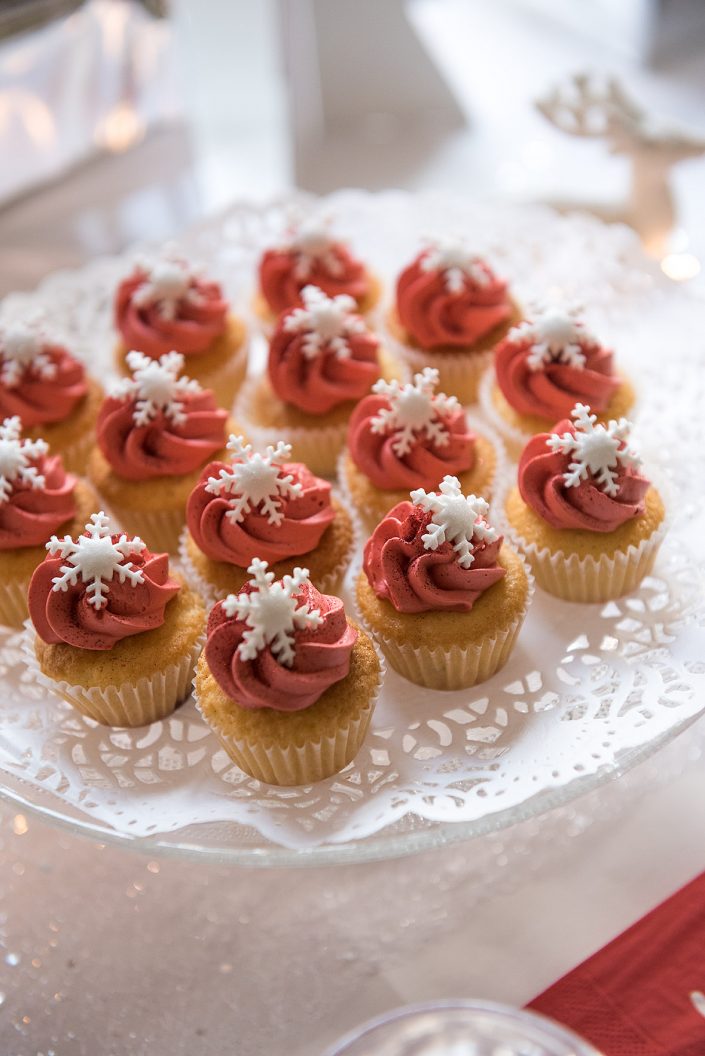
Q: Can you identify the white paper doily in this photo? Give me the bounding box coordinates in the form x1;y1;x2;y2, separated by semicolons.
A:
0;190;704;865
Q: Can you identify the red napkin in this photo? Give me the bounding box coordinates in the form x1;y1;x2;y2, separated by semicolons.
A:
528;871;705;1055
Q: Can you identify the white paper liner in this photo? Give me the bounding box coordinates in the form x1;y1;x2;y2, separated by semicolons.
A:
0;577;31;629
58;428;96;477
386;334;493;406
105;504;185;555
353;548;534;691
20;622;204;728
193;647;385;786
493;471;671;603
478;365;531;461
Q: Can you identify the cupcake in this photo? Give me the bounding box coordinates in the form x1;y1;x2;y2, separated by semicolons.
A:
504;403;666;602
0;416;98;628
24;510;204;726
88;351;230;553
481;304;636;458
194;558;381;785
181;434;353;601
342;367;498;530
0;317;102;473
255;215;380;326
356;475;531;690
238;285;404;476
114;249;248;410
386;237;521;404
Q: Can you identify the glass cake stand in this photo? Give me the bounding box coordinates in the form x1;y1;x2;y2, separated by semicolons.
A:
0;190;703;866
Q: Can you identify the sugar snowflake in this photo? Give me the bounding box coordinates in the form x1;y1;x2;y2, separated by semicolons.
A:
47;511;146;610
420;236;493;293
205;435;302;526
285;216;345;281
410;475;498;569
283;285;366;360
222;558;323;667
0;319;57;388
131;251;205;320
111;351;201;426
0;416;48;504
546;403;641;497
507;305;595;371
370;368;460;456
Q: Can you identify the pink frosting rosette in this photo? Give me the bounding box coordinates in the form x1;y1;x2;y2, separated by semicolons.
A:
363;476;506;613
97;351;228;481
0;321;87;427
347;368;476;490
518;404;650;533
187;435;335;565
0;417;76;550
396;240;512;350
205;562;357;711
115;255;228;359
28;511;180;651
495;307;620;418
268;285;380;413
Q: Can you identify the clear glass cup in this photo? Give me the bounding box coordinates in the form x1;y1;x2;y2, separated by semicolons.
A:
322;999;602;1056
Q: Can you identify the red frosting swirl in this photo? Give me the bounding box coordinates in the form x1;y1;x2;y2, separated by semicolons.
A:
348;394;476;490
363;501;506;613
518;418;650;532
259;244;370;315
205;580;357;711
115;268;228;359
0;452;76;550
97;391;228;481
396;250;511;350
187;461;335;565
268;301;380;414
0;344;87;427
29;533;180;651
495;332;620;418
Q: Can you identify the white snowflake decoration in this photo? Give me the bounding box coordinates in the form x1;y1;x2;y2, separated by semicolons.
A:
546;403;641;497
131;251;205;321
283;285;366;360
285;216;345;281
370;368;460;456
0;416;48;505
111;351;201;426
420;236;493;293
205;435;302;526
47;511;146;610
0;319;57;388
410;475;498;569
507;304;596;371
222;558;323;667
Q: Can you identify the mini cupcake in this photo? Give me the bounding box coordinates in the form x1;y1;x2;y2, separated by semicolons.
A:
194;559;381;785
238;285;403;477
88;351;230;553
342;367;498;529
504;403;666;602
114;249;248;410
0;317;102;473
181;434;353;601
386;237;521;404
255;215;380;326
356;475;531;690
0;417;99;628
481;304;636;458
24;510;204;726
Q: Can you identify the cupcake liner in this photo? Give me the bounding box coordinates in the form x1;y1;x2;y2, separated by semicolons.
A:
478;366;529;461
0;577;31;629
493;472;671;603
178;527;219;606
59;428;97;478
388;336;493;406
21;622;204;727
107;504;185;555
353;552;534;691
193;651;384;786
